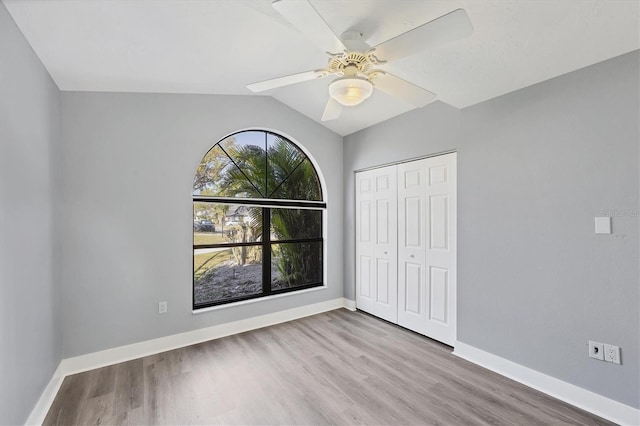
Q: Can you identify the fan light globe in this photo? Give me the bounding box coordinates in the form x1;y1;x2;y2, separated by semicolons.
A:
329;77;373;106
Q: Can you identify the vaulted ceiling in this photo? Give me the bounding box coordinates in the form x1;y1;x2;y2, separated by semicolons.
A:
4;0;639;135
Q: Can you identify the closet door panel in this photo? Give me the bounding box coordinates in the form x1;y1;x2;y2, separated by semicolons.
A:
397;159;427;332
423;153;457;346
429;195;448;249
404;262;422;315
355;171;376;314
356;165;397;322
376;258;391;304
372;166;398;323
358;255;372;298
428;266;449;323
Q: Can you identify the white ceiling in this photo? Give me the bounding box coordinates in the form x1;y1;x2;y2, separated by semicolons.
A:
4;0;639;136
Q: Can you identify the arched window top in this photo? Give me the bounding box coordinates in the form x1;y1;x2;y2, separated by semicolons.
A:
193;130;323;202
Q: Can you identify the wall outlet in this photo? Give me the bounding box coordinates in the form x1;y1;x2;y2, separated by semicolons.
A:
588;340;604;360
603;344;621;364
158;301;168;314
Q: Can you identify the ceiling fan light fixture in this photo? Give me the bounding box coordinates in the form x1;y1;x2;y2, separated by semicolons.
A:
329;77;373;106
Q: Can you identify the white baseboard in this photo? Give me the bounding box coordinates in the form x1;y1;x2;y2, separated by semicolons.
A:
343;298;356;311
453;342;640;426
25;363;65;426
26;297;352;425
61;297;350;376
31;302;636;426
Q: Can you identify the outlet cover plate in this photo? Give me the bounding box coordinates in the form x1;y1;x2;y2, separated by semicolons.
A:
158;301;168;314
588;340;604;360
604;344;621;364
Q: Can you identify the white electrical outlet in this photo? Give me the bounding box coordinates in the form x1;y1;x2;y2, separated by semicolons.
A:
588;340;604;360
603;344;621;364
158;301;168;314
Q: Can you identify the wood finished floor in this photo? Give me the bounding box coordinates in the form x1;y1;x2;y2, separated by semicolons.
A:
44;309;613;426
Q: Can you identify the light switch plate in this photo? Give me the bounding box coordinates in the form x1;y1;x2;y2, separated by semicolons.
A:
595;217;611;234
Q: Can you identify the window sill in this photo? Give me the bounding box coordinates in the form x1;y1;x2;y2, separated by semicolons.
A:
192;284;328;315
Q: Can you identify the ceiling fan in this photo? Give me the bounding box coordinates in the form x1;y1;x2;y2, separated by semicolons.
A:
247;0;473;121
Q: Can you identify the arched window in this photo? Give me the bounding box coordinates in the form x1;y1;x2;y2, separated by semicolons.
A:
192;130;325;309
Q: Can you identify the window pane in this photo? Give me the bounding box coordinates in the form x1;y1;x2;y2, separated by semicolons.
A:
193;145;237;197
266;133;304;198
270;208;321;241
194;203;262;245
271;242;322;291
221;132;267;197
194;246;263;306
193;202;222;245
193;134;268;199
269;157;322;201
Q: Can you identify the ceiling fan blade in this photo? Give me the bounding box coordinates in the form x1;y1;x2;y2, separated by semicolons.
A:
247;70;325;92
272;0;346;53
373;9;473;62
321;98;343;121
374;73;436;107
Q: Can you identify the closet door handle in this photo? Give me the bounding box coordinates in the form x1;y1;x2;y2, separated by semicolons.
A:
410;254;415;258
384;251;388;255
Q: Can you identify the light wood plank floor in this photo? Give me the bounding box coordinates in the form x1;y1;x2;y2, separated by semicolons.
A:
45;309;612;425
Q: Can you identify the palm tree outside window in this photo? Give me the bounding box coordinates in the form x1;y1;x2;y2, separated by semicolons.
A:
192;130;325;309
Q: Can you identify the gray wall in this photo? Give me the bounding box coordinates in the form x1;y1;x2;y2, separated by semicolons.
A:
344;51;639;408
1;2;636;416
0;2;62;424
59;92;344;357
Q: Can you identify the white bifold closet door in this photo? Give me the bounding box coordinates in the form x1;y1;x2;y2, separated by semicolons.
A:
356;153;457;346
355;165;398;323
398;153;457;345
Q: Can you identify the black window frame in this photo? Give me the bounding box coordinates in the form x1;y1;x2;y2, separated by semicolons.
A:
192;131;325;310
